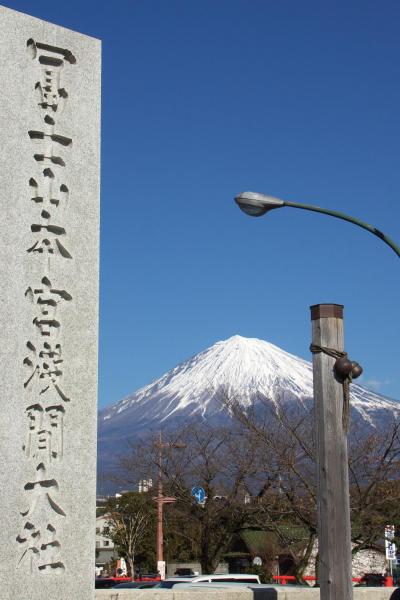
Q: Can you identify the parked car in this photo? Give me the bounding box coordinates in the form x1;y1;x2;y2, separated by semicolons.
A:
178;582;304;590
95;576;132;588
95;578;117;589
112;581;159;589
155;578;193;589
174;567;198;577
358;573;386;587
135;573;161;581
155;573;261;588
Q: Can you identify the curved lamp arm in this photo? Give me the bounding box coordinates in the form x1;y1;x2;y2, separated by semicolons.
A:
235;191;400;258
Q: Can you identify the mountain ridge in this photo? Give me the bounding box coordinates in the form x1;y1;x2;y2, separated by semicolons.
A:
97;336;399;489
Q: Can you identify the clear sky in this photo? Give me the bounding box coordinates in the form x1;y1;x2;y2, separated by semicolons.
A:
7;0;400;409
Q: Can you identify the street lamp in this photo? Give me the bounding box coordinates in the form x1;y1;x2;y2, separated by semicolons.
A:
235;191;400;258
234;190;399;598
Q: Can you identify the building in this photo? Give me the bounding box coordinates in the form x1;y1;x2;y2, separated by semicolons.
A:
95;513;116;576
224;527;387;581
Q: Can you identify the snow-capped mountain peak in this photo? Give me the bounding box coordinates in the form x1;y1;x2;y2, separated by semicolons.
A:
99;335;398;428
97;335;399;491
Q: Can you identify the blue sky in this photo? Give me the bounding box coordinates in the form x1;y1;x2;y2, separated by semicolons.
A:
8;0;400;408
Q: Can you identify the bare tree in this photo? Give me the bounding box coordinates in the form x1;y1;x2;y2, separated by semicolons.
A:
348;418;400;554
113;388;400;581
222;389;400;579
104;491;155;577
118;423;260;574
231;399;318;580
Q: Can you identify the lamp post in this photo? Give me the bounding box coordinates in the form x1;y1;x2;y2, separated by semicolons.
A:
235;191;400;258
234;191;399;599
154;432;186;580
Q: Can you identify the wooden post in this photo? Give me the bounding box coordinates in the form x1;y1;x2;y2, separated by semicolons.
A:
310;304;353;600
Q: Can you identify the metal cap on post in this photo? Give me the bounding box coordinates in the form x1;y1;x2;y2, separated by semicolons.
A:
310;303;343;320
310;303;353;600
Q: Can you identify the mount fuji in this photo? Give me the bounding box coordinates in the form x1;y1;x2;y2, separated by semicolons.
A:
97;335;399;484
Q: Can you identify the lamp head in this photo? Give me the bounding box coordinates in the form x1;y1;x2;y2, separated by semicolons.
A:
235;191;285;217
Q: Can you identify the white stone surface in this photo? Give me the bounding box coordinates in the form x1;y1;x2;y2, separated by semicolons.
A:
0;5;100;599
95;587;397;599
303;540;387;579
95;590;253;599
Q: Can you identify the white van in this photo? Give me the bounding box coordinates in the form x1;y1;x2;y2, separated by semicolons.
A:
192;574;261;584
157;573;261;588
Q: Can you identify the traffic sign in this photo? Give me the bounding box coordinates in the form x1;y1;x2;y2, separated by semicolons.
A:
191;486;206;504
157;560;166;580
385;525;397;560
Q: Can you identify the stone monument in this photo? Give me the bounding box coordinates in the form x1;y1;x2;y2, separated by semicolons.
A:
0;5;101;599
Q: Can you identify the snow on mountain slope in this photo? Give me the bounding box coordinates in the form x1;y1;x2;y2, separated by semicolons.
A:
99;335;399;433
97;335;399;491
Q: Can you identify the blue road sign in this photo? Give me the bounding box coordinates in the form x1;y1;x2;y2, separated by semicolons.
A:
191;486;206;504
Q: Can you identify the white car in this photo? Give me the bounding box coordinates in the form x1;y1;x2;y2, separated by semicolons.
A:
156;573;261;588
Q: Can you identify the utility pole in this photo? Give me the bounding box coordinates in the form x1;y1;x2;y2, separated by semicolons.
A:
154;432;185;579
310;304;353;600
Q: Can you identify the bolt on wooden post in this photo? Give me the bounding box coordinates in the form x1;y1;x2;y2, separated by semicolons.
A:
310;304;353;600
